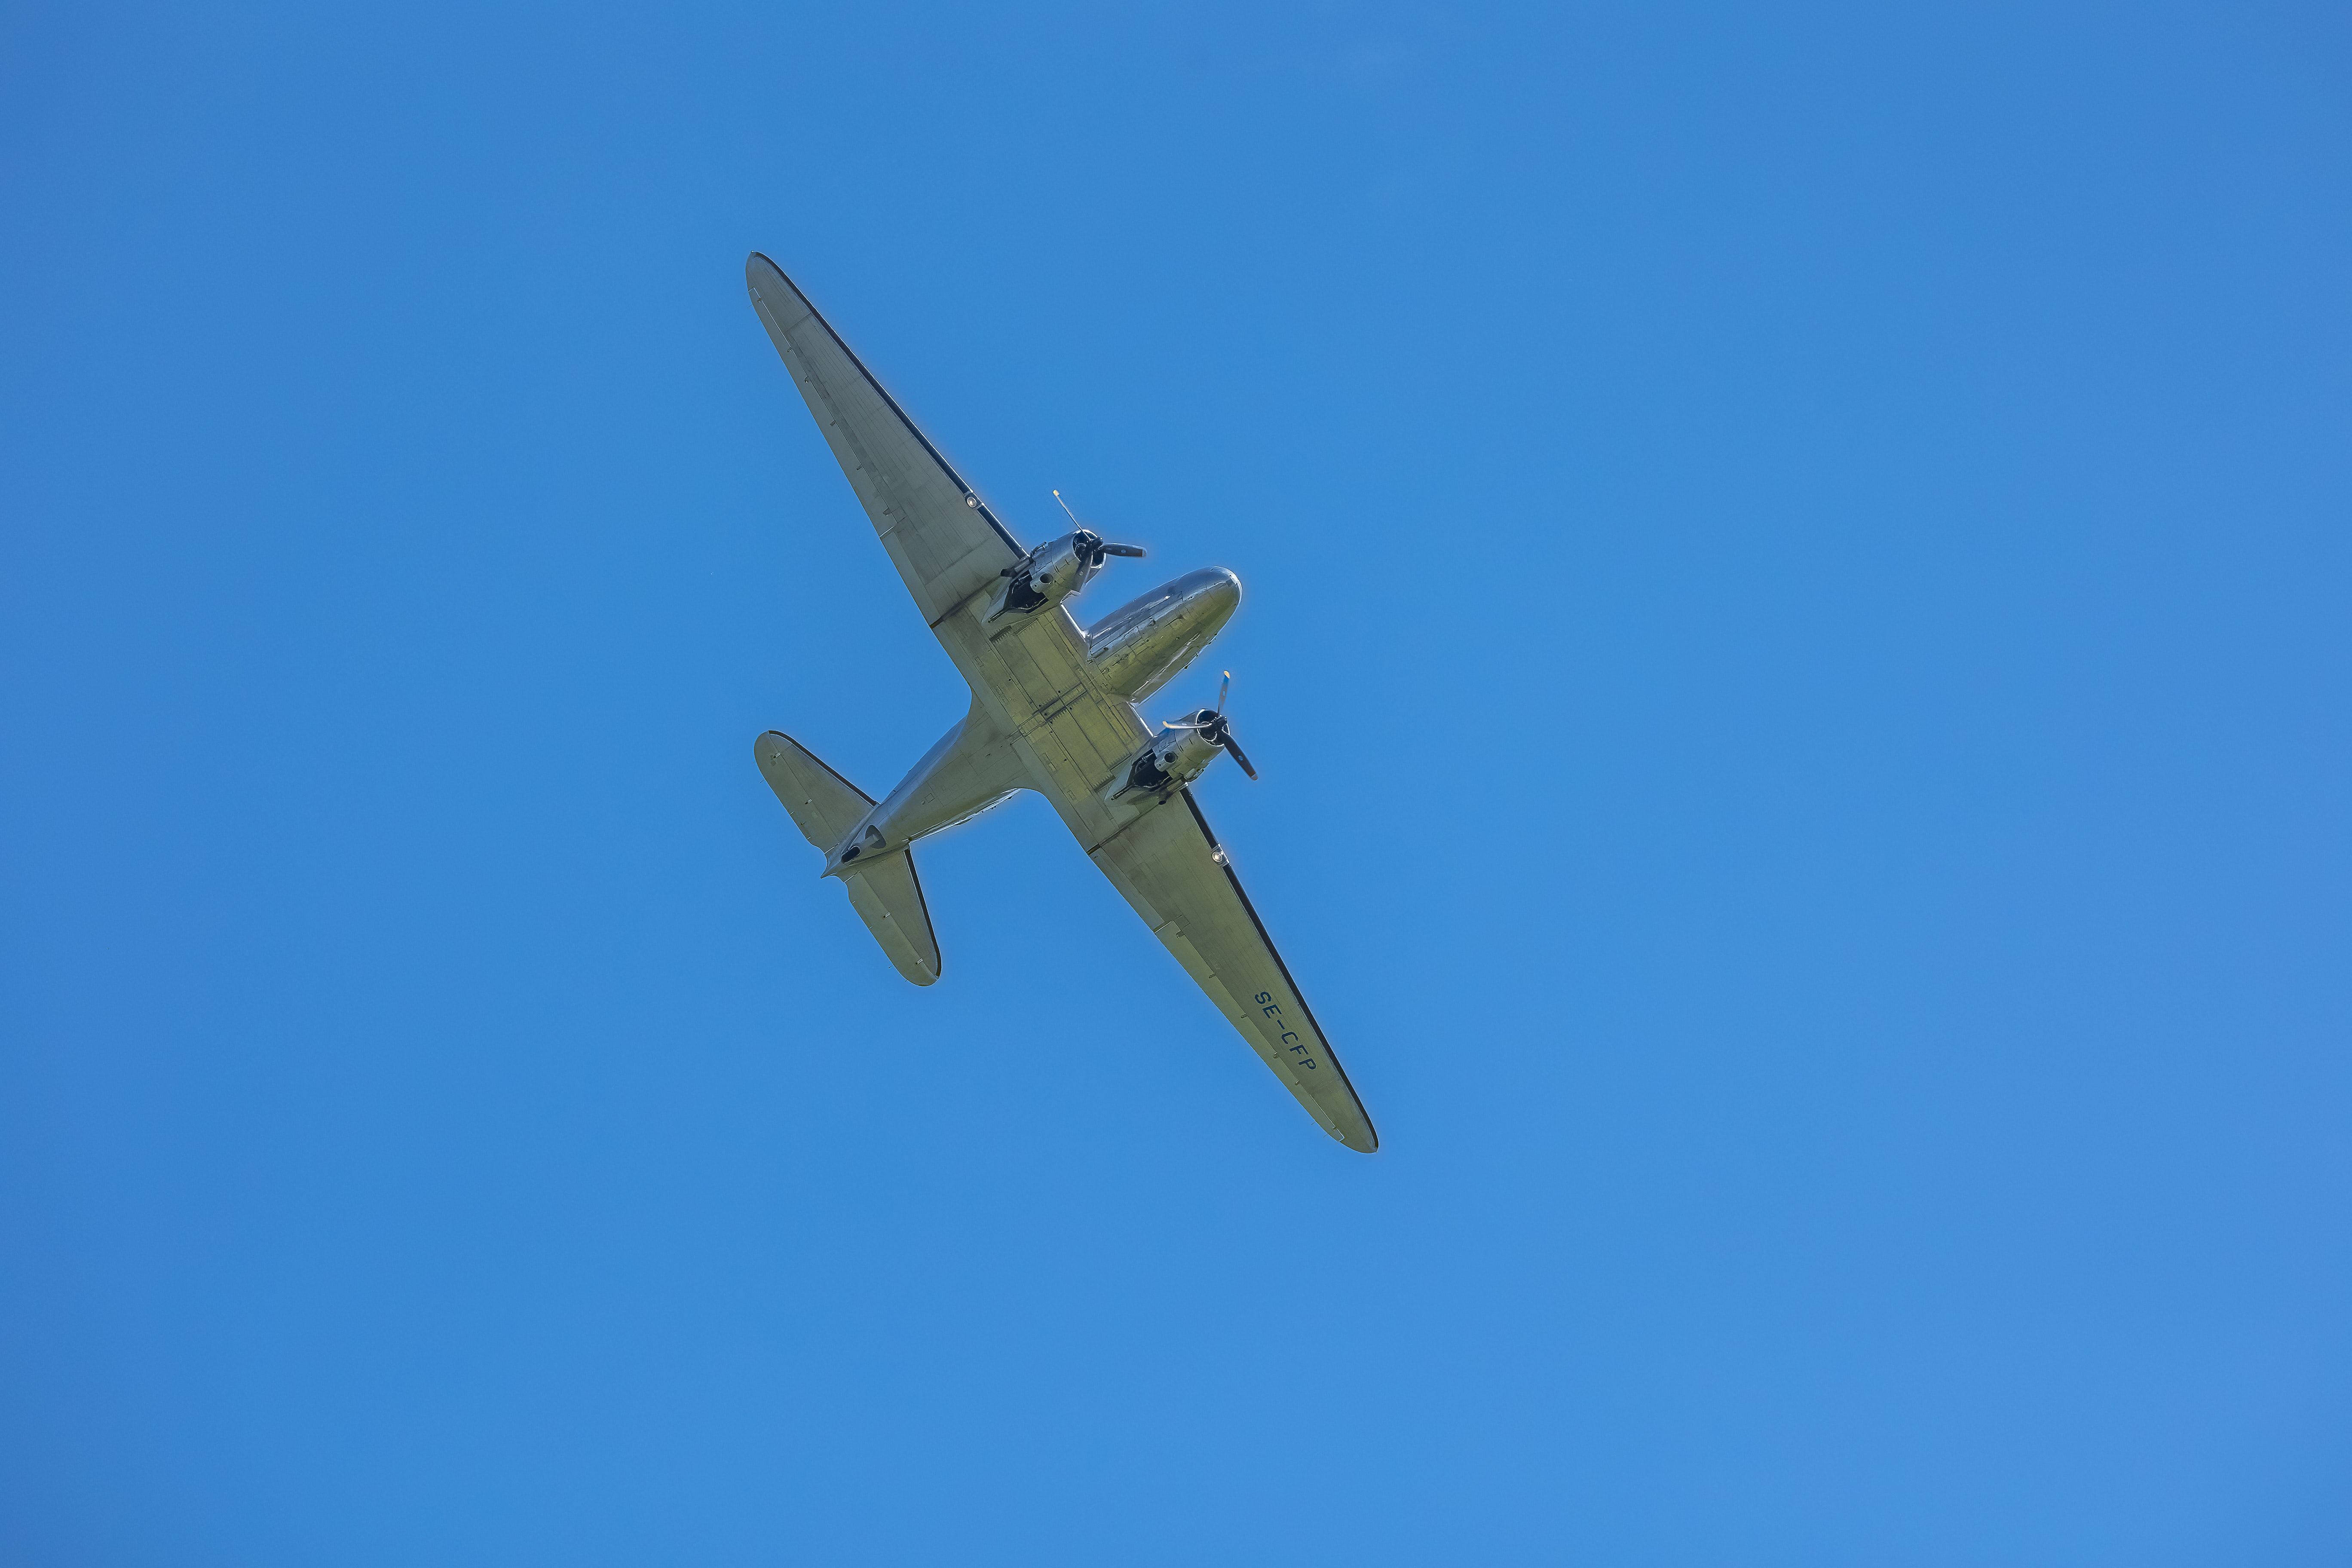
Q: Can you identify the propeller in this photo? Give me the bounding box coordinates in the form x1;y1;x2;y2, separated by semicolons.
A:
1165;671;1259;780
1071;528;1146;567
1054;490;1146;565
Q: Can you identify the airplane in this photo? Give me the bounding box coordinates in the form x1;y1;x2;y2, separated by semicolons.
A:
743;254;1377;1153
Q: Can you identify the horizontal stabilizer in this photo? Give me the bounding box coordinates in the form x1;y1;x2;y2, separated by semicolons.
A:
754;730;942;986
756;730;872;851
842;853;941;986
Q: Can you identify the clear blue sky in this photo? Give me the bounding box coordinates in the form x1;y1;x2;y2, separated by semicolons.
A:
5;3;2348;1562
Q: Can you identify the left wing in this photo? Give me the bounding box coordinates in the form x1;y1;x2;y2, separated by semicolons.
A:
745;254;1023;625
1088;791;1377;1151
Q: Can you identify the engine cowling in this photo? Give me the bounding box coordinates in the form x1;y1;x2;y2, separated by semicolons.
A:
983;529;1144;626
1103;714;1227;804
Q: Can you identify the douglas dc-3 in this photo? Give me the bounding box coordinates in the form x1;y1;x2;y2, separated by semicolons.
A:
744;254;1376;1152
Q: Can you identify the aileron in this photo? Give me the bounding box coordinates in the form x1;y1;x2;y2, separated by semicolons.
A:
1089;791;1376;1150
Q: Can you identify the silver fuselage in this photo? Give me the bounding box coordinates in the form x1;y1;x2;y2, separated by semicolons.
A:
823;567;1239;876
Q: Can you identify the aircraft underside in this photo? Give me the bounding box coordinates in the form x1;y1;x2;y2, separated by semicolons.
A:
743;252;1377;1152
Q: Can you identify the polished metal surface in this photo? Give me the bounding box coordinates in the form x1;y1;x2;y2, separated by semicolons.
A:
825;700;1027;875
982;530;1099;625
1083;567;1241;701
1102;725;1222;806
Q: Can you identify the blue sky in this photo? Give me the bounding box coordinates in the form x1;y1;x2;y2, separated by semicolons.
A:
4;2;2349;1562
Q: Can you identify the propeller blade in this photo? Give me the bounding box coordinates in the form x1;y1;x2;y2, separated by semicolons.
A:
1221;732;1259;780
1217;671;1231;714
1056;491;1142;556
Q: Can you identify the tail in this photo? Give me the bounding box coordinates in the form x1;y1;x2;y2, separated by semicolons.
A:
754;730;942;986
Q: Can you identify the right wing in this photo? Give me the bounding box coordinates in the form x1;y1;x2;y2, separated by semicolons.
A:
1088;790;1378;1152
746;254;1024;626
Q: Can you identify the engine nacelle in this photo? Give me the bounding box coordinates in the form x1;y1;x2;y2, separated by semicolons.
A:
983;531;1103;625
1103;719;1226;805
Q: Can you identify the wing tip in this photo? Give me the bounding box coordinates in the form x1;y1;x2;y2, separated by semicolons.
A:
745;251;808;314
